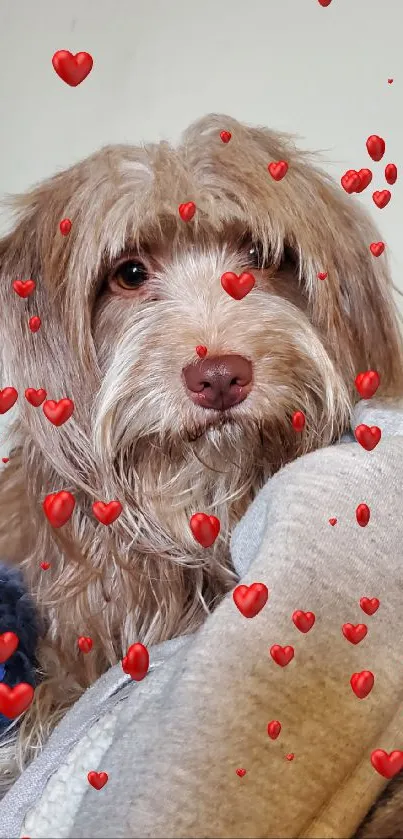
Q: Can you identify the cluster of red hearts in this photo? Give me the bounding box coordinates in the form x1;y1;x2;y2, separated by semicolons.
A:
341;135;397;259
231;584;403;781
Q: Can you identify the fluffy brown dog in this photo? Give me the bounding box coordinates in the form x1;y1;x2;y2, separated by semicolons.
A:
1;114;403;824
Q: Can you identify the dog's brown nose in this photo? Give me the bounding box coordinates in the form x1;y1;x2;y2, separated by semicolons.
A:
182;354;253;411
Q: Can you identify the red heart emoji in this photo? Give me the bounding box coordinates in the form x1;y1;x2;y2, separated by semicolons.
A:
341;170;361;194
40;562;50;570
355;168;373;193
329;517;337;526
285;753;295;761
292;610;316;633
372;190;391;209
366;135;386;162
59;218;72;236
221;271;255;300
318;0;332;5
292;410;305;431
43;398;74;426
354;424;381;451
233;583;269;618
0;632;19;664
356;503;370;527
178;202;196;222
78;636;93;653
236;768;246;777
270;645;294;666
0;683;34;718
43;491;75;528
189;513;220;547
196;345;208;358
52;50;93;87
267;720;282;740
360;597;380;615
385;163;397;185
342;623;368;644
25;388;47;408
350;670;374;699
220;130;232;143
268;161;288;181
370;242;385;257
388;79;393;84
28;316;41;332
371;750;403;779
2;458;9;464
355;371;380;399
87;771;108;790
0;387;18;414
122;643;149;681
317;272;328;280
12;279;36;298
92;501;122;525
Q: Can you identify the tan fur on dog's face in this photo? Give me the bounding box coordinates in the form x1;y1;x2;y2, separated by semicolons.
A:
1;114;403;779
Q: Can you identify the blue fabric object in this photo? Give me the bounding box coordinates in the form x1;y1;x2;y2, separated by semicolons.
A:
0;563;40;733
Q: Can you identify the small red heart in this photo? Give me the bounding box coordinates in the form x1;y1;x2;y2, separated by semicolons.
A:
341;170;361;194
355;168;373;193
354;424;381;451
0;683;34;718
220;130;232;143
122;643;149;681
0;632;19;664
355;371;380;399
285;753;295;761
28;316;41;332
236;768;246;777
43;398;74;426
329;517;337;526
87;771;108;790
342;623;368;644
270;645;294;666
317;272;328;280
371;750;403;779
318;0;332;5
233;583;269;618
189;513;220;547
52;50;93;87
360;597;380;615
292;410;305;431
373;190;391;209
40;562;50;570
78;636;93;653
356;503;370;527
92;501;123;525
268;161;288;181
178;202;196;222
385;163;397;185
366;135;386;162
12;279;36;298
0;387;18;414
267;720;282;740
2;458;9;464
196;345;208;358
388;78;393;84
59;218;72;236
369;242;385;257
43;491;75;528
350;670;374;699
25;388;47;408
292;610;316;633
221;271;255;300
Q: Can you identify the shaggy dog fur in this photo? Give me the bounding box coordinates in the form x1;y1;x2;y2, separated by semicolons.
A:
0;113;403;834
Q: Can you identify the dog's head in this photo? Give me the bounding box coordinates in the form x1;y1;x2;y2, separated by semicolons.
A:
1;113;403;539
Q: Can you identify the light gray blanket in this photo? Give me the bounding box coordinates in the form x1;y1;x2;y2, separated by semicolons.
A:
1;400;403;838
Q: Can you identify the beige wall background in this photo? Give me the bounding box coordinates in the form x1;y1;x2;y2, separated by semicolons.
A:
0;0;402;454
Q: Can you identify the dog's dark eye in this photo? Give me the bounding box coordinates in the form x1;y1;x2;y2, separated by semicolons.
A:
113;260;148;290
246;242;267;269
